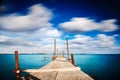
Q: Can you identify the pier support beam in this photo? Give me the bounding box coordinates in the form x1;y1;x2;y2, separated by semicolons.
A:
66;37;70;61
71;54;75;66
14;51;20;80
52;39;57;60
62;50;64;57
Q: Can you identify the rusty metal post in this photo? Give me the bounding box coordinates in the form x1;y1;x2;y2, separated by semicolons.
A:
14;51;20;80
71;54;75;65
57;48;58;57
54;39;56;56
62;50;64;57
52;39;57;60
66;37;70;61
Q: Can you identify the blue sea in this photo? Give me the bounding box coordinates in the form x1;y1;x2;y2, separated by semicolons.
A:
0;54;120;80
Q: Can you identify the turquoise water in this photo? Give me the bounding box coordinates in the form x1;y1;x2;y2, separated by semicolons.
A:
0;54;120;80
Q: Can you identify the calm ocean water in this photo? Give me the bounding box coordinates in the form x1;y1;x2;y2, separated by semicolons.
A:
0;54;120;80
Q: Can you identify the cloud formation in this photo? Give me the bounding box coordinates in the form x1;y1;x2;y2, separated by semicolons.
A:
0;4;119;54
0;4;64;53
0;35;34;46
59;18;118;32
0;4;52;32
68;34;120;54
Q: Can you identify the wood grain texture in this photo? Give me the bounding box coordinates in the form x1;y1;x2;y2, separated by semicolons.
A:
21;57;94;80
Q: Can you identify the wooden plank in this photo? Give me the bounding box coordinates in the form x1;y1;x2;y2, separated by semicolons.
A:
21;57;94;80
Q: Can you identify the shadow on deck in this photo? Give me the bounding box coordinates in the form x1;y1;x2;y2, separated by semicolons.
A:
21;74;41;80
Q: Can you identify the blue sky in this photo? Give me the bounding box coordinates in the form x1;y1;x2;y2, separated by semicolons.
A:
0;0;120;54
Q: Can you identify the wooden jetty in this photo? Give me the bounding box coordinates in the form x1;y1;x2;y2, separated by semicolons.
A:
14;38;94;80
21;57;93;80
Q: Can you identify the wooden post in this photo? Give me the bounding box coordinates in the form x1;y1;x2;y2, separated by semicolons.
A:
14;51;20;80
54;39;56;56
66;37;70;61
57;48;58;57
71;54;75;65
62;50;64;57
52;39;57;60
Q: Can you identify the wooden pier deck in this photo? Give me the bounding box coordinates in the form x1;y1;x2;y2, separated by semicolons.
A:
21;57;94;80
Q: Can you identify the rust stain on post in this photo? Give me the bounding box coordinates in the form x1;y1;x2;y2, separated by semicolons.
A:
15;51;19;70
52;39;57;60
66;37;70;61
54;39;56;56
71;54;75;65
57;48;58;57
62;50;64;57
14;51;20;80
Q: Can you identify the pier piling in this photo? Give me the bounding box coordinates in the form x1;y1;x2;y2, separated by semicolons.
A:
52;39;57;60
14;51;20;80
71;54;75;65
66;37;70;61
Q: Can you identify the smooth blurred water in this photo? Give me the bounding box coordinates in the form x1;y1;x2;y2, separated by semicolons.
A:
0;54;52;80
0;54;120;80
74;54;120;80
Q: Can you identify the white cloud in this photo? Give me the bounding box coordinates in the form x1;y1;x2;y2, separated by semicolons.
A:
0;4;63;53
68;34;120;54
70;35;93;44
59;18;118;32
0;35;34;46
0;35;64;53
0;4;120;54
34;27;62;38
90;34;115;48
0;33;120;54
0;4;52;32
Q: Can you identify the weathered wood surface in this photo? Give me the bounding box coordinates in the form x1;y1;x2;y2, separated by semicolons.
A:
21;57;94;80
